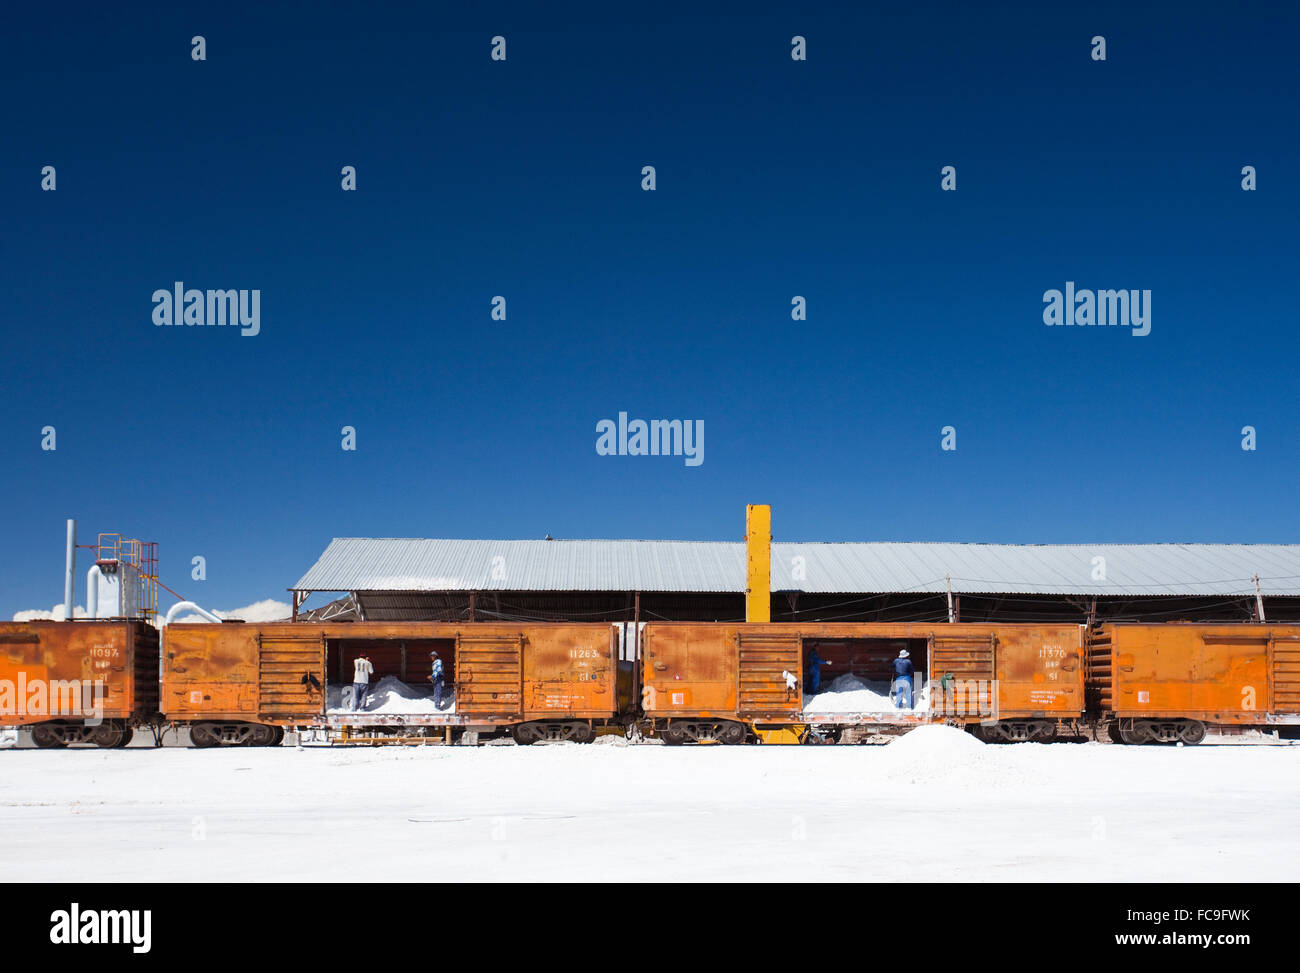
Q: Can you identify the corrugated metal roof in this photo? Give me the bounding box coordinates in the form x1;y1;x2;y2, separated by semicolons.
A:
292;538;1300;598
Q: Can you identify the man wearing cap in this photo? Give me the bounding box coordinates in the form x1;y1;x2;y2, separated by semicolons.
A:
351;652;373;711
429;651;446;710
891;648;915;709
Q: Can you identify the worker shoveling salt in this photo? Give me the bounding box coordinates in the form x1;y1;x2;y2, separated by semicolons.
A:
327;675;456;715
802;672;931;714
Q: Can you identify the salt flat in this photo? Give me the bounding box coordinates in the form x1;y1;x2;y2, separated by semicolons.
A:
1;727;1295;882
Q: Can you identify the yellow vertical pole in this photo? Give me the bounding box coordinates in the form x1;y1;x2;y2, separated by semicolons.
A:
746;504;771;623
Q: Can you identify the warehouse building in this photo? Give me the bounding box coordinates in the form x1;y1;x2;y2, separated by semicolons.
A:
290;537;1300;625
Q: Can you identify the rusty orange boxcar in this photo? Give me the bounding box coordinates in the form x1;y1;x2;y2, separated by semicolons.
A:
1087;623;1300;743
162;621;623;744
640;622;1084;743
0;620;159;747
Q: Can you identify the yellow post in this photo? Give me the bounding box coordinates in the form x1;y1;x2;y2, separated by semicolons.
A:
745;504;771;623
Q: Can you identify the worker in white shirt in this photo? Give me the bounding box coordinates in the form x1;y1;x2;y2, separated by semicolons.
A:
351;653;374;711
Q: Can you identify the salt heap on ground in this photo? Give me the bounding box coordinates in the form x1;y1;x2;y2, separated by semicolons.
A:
875;723;993;785
326;676;455;715
802;672;930;714
884;722;984;754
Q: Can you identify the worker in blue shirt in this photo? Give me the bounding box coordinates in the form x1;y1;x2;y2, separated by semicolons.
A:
891;648;914;708
804;647;831;695
429;651;446;709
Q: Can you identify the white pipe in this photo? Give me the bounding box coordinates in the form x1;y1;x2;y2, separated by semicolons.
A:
86;565;102;619
162;601;223;625
64;519;76;621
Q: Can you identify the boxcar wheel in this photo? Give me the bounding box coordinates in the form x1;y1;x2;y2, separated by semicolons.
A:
661;726;687;746
1179;720;1206;745
1118;721;1151;745
32;725;67;749
190;723;221;749
90;723;126;749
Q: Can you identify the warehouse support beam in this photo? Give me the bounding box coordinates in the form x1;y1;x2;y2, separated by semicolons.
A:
746;504;771;623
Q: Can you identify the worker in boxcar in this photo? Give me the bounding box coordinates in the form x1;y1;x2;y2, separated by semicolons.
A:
804;648;831;695
351;653;374;711
429;650;446;710
891;649;914;708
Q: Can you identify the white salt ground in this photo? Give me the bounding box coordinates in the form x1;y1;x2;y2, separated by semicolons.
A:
803;672;930;714
2;735;1297;882
327;676;456;715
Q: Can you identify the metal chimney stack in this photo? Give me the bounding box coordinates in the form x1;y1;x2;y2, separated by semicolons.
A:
64;519;76;621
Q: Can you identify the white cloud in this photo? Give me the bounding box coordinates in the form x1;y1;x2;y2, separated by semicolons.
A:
212;599;291;623
166;598;291;625
13;599;291;625
13;604;89;621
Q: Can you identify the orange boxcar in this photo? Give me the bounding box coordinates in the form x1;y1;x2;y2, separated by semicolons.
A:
1087;623;1300;743
162;621;623;745
0;620;159;748
641;622;1084;743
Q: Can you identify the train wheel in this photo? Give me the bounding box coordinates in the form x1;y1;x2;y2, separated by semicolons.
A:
270;726;285;746
32;724;67;749
1118;721;1152;745
1106;721;1126;744
248;724;276;747
572;723;596;744
114;728;135;748
720;722;746;745
1031;721;1057;742
1179;720;1206;745
190;723;221;749
661;726;687;746
511;723;539;746
90;722;126;749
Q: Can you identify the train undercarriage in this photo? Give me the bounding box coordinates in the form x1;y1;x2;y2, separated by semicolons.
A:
29;719;136;749
12;714;1288;748
1106;717;1207;745
655;719;748;745
188;722;285;748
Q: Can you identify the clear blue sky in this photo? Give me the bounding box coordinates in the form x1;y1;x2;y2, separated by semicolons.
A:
2;1;1297;616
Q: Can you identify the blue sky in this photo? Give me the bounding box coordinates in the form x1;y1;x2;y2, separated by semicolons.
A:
2;1;1297;617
